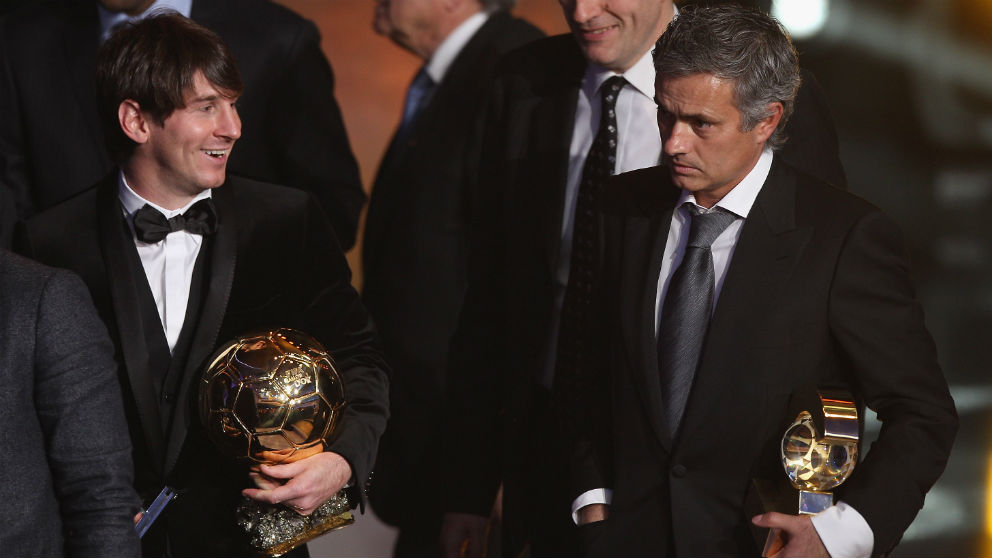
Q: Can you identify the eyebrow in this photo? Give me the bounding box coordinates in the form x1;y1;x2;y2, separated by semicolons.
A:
188;92;239;104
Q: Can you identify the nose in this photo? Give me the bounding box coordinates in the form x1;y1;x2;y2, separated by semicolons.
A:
563;0;601;24
662;121;688;157
217;104;241;141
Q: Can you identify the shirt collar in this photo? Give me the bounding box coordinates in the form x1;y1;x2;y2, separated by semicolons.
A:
98;0;193;42
583;46;656;101
118;169;212;220
677;148;774;219
424;10;490;84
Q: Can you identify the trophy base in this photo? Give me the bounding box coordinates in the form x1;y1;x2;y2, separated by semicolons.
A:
236;490;354;556
797;489;833;515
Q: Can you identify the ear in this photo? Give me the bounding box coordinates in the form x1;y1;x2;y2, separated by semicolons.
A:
752;101;784;144
118;99;151;145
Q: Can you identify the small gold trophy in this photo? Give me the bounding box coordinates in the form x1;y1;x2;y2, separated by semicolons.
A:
748;387;859;556
780;389;859;515
199;328;354;556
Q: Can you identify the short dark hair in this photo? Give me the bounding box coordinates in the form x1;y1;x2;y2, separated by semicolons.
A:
95;11;243;161
653;4;800;150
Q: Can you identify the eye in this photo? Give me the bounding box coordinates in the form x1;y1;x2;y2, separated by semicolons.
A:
693;118;711;129
199;104;214;113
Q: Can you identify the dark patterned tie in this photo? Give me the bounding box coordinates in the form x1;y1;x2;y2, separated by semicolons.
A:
555;76;627;387
132;198;219;244
658;204;737;439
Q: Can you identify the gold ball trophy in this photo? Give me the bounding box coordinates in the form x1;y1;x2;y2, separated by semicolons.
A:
199;328;354;556
748;386;859;557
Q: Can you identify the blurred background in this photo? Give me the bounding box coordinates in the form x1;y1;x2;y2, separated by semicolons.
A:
277;1;988;555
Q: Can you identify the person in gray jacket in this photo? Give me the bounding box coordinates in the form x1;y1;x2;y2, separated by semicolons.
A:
0;249;140;557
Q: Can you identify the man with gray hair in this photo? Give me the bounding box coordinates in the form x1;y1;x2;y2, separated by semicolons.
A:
365;0;540;554
568;5;956;556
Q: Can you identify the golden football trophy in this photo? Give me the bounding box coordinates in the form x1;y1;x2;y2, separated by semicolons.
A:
199;328;353;556
748;386;859;557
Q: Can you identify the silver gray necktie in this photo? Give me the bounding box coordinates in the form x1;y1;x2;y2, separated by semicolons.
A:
658;204;737;439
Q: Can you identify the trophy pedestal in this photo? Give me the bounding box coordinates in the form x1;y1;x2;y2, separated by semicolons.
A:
798;489;833;515
236;491;354;556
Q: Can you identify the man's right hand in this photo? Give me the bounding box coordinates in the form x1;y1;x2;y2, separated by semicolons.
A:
440;512;489;557
578;503;610;525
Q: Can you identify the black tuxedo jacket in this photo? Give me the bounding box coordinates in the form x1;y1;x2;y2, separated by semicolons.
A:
15;174;389;556
361;12;542;527
0;0;364;249
443;34;847;520
570;160;957;556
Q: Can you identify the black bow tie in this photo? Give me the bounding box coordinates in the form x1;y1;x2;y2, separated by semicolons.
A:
133;198;218;244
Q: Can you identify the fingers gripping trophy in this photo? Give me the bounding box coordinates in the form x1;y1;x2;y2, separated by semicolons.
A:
200;328;354;556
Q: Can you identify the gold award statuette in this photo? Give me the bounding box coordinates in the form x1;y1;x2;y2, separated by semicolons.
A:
200;328;354;556
780;389;859;515
747;387;859;557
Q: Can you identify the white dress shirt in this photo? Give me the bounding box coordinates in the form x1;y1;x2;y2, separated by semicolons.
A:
541;48;662;389
118;171;211;353
570;150;873;558
423;10;490;85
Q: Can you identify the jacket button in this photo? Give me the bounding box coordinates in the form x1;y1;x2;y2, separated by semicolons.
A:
671;464;687;478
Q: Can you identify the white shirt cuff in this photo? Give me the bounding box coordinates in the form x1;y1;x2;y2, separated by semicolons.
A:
809;501;874;558
570;488;613;525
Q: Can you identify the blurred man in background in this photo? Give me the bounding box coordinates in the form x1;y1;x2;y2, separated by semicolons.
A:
363;0;541;554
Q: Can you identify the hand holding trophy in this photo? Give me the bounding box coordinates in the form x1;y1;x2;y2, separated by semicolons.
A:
200;328;354;556
748;386;860;557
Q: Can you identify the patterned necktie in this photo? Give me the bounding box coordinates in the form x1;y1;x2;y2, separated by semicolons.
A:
133;198;219;244
555;76;627;387
657;204;737;439
395;67;435;143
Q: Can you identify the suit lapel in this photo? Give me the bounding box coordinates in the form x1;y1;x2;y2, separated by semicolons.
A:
617;168;680;452
96;176;167;474
678;159;812;441
163;181;238;473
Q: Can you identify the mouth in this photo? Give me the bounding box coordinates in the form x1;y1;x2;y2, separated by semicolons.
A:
667;159;698;175
578;24;619;41
203;149;229;160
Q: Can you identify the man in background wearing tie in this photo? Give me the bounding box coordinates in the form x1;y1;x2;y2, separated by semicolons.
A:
569;5;956;556
362;0;540;554
15;14;389;557
0;0;364;250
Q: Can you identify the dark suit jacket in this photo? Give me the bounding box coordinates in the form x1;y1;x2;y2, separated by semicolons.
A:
570;160;957;556
442;34;847;523
15;174;389;556
0;0;364;249
0;250;139;557
361;11;542;528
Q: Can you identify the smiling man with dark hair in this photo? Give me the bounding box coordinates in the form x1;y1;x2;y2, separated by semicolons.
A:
15;13;389;557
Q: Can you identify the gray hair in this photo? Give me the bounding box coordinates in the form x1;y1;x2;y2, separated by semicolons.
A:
653;4;800;150
480;0;516;11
